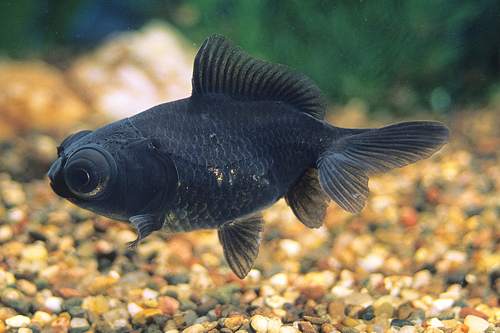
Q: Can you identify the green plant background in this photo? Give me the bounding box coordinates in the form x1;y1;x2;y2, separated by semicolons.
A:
1;0;499;115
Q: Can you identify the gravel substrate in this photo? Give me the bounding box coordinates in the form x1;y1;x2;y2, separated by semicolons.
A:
0;107;499;333
1;23;500;333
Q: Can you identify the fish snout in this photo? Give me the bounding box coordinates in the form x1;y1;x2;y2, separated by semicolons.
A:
48;158;73;198
48;158;61;183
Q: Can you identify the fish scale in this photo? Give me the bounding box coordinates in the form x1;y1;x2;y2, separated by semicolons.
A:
48;34;449;278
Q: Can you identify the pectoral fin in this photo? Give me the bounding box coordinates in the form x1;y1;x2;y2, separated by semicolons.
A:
218;214;265;279
127;214;161;249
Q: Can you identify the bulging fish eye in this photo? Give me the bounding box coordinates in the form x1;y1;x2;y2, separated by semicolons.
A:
64;147;115;199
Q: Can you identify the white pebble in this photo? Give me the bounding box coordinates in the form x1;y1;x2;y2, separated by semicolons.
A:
32;311;53;327
427;317;444;328
280;326;300;333
264;295;287;309
268;317;282;333
269;273;289;292
0;225;13;242
18;328;33;333
331;285;354;298
464;315;489;333
251;315;269;333
412;270;431;289
44;296;63;313
114;318;129;327
142;287;159;299
432;298;454;311
6;315;31;327
398;326;417;333
278;239;302;258
0;269;16;288
70;318;90;328
7;208;26;223
182;324;204;333
127;302;143;316
358;253;385;272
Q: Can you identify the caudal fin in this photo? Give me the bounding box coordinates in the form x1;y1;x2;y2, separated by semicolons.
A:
317;121;449;213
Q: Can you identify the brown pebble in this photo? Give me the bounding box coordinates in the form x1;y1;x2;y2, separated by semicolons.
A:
220;328;233;333
451;323;469;333
321;323;336;333
252;307;273;317
327;301;345;319
425;185;441;204
86;276;118;295
373;302;394;317
344;305;364;318
202;321;218;331
459;307;488;320
303;316;330;325
51;317;70;333
173;315;186;327
55;287;83;299
283;313;300;323
342;317;359;327
396;303;413;320
298;321;317;333
225;316;244;331
400;206;419;228
158;296;180;315
301;285;327;301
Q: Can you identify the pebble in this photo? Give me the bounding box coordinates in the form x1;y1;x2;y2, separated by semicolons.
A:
281;327;300;333
44;297;64;313
21;242;48;261
5;315;31;327
158;296;180;315
132;308;163;326
31;311;53;327
251;315;269;333
69;318;90;333
459;307;488;320
296;321;317;333
463;315;489;333
0;225;13;243
224;316;244;331
182;324;205;333
398;326;418;333
51;317;70;332
18;328;32;333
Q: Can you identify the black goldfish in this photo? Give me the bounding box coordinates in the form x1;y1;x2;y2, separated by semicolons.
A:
48;34;449;278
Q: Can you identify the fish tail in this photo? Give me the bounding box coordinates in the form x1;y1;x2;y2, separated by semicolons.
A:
317;121;449;213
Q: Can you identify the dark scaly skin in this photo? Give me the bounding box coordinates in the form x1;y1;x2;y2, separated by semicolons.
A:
129;95;336;232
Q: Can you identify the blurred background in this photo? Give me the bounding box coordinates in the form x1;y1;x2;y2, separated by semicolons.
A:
1;0;499;117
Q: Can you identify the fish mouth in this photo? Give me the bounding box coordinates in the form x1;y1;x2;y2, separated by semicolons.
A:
48;158;73;198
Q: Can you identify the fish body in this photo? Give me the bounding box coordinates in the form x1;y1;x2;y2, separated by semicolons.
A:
48;34;449;278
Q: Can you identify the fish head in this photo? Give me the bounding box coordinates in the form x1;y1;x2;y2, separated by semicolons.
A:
48;127;178;222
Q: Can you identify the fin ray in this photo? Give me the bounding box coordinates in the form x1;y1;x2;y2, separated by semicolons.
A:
192;34;327;119
318;121;449;213
218;214;265;279
127;214;161;249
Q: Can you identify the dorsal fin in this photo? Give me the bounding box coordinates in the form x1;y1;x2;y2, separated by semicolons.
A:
192;34;327;120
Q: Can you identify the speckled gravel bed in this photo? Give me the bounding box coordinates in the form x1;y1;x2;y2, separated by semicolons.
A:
1;23;500;333
0;107;499;333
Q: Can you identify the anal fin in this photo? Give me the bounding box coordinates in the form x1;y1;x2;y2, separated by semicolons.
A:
127;214;161;249
285;168;331;228
218;214;265;279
